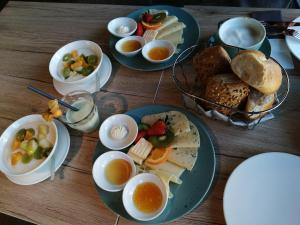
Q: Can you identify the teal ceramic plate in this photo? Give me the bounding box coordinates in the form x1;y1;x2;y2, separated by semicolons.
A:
93;104;216;224
109;5;200;71
208;33;271;58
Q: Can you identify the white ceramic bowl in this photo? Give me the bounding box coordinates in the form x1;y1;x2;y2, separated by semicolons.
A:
142;40;175;63
123;173;168;221
49;40;103;85
92;151;136;192
218;17;266;50
107;17;137;38
115;36;145;57
99;114;138;150
0;115;58;177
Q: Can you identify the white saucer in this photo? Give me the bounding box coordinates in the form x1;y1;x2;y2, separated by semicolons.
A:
6;120;70;185
224;152;300;225
53;53;112;95
285;17;300;60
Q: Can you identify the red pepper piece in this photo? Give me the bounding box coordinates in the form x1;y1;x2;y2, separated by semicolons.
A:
136;22;144;36
147;119;166;136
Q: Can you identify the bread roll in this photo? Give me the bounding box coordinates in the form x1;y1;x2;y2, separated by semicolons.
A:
246;89;275;120
204;73;250;115
231;50;282;95
193;45;231;85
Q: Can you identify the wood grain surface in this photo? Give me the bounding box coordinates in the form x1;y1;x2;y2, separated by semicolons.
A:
0;2;299;225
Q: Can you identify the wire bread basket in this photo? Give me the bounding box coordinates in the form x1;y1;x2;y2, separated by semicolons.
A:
171;44;290;129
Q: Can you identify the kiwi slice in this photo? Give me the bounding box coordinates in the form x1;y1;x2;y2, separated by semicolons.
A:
150;12;167;24
148;130;174;148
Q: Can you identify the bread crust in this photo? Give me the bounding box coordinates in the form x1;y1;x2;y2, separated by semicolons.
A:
246;89;275;120
231;50;282;94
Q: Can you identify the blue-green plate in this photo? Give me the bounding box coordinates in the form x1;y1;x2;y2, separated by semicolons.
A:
93;104;216;224
109;5;200;71
208;33;271;59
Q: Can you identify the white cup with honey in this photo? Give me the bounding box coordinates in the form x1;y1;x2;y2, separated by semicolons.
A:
115;36;145;57
92;151;136;192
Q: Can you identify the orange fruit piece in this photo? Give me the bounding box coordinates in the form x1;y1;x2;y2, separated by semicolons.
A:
141;21;161;30
145;147;172;165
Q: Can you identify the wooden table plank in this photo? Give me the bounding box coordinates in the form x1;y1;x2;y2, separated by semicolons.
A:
0;2;299;225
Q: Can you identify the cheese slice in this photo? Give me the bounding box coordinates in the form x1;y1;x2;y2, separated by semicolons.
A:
168;147;198;171
141;111;190;136
127;152;144;165
144;161;185;179
156;16;178;32
170;122;200;148
157;30;184;47
128;138;152;160
156;22;186;39
143;30;158;43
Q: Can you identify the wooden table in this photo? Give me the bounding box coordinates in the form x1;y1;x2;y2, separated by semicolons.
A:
0;2;299;225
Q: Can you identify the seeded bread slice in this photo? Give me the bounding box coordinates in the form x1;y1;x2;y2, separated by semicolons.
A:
204;73;250;115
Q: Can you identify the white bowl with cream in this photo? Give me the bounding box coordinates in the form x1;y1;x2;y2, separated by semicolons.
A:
92;151;136;192
142;40;175;63
123;173;168;221
99;114;138;150
218;17;266;50
115;36;145;57
49;40;103;85
108;17;137;38
0;115;58;177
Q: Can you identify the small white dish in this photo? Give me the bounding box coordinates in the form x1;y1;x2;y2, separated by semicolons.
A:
0;115;58;177
218;17;266;50
53;53;112;95
49;40;103;85
108;17;137;38
224;152;300;225
115;36;145;57
123;173;168;221
285;16;300;60
6;120;70;185
92;151;136;192
99;114;138;150
142;40;175;63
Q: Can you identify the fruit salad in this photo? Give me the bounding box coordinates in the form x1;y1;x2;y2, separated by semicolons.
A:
61;50;98;79
11;124;53;166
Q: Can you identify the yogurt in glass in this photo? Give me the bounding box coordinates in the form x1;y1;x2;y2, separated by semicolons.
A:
60;91;99;133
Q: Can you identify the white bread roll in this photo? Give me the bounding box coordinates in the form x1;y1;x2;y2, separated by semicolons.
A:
246;89;275;120
231;50;282;95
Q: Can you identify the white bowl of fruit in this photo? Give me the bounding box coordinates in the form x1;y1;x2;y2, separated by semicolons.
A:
0;114;58;176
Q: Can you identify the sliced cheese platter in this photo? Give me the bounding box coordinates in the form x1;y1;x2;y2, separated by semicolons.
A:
108;5;200;71
93;104;216;224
